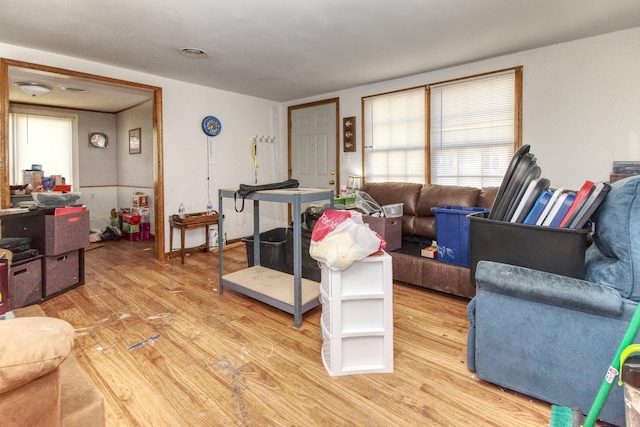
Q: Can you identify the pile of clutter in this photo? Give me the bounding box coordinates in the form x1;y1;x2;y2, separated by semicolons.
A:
95;192;151;242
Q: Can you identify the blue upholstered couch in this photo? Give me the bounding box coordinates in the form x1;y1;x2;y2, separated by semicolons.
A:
467;175;640;426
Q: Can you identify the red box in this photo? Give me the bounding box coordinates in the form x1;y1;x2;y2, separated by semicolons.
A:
53;185;72;192
123;232;140;241
122;214;141;225
140;223;151;241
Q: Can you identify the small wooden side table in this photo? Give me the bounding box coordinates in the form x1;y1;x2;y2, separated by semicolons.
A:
169;212;219;264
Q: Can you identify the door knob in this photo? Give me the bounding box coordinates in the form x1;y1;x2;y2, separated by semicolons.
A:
329;180;335;185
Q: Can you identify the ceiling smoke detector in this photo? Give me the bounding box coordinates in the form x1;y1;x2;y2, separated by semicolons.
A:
178;47;209;59
61;86;88;93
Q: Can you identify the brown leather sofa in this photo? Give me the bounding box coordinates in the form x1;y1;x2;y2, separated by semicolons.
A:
360;182;498;298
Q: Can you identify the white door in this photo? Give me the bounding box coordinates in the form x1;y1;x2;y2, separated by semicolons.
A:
290;101;338;194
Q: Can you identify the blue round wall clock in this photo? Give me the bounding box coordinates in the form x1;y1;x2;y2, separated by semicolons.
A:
202;116;222;136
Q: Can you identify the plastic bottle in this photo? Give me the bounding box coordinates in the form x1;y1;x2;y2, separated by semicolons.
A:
178;203;185;219
206;200;214;216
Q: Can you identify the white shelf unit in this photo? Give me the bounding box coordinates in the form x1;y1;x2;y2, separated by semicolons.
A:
218;187;334;328
320;251;394;376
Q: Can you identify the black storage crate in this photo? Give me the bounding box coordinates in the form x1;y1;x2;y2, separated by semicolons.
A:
469;211;589;280
242;227;321;282
243;228;288;274
284;227;320;282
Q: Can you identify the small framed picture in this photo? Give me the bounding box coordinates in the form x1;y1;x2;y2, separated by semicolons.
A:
129;128;141;154
343;116;356;152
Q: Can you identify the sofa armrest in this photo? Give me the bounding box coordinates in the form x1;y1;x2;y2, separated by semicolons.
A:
0;317;74;394
475;260;623;317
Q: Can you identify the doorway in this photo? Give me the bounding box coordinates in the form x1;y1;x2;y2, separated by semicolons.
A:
288;98;340;194
0;58;166;261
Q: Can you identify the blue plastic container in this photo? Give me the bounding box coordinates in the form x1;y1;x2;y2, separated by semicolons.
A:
431;206;491;266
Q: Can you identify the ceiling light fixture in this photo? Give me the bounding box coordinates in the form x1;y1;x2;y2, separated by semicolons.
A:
14;82;53;96
178;47;209;59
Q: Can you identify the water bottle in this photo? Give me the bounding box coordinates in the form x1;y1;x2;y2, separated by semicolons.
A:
178;203;185;219
206;200;214;216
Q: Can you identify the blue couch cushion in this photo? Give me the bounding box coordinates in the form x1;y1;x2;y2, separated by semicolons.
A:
585;175;640;299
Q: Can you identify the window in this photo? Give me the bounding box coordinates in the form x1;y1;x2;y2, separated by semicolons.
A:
363;87;425;183
363;67;521;187
9;113;74;186
429;68;521;187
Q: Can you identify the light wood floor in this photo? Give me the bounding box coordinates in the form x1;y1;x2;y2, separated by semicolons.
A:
39;239;551;426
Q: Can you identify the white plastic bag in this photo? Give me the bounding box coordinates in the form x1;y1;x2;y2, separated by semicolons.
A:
309;210;386;270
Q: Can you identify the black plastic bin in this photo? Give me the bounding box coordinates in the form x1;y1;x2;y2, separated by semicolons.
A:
242;228;288;274
284;227;321;282
468;211;589;280
241;227;321;281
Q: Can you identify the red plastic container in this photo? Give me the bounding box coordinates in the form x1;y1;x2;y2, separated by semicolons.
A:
122;214;141;225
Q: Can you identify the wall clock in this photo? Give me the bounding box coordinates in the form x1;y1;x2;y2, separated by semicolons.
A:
89;132;108;148
202;116;222;136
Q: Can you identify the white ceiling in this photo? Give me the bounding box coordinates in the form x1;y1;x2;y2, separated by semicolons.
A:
2;0;640;110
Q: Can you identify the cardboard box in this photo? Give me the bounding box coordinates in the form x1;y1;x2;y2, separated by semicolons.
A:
140;222;151;240
362;216;402;251
44;210;90;256
421;246;437;259
133;193;149;208
9;256;43;308
44;250;81;296
122;223;140;234
122;213;141;225
123;232;140;241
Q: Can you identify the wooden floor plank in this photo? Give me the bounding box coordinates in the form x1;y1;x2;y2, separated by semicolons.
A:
36;239;552;426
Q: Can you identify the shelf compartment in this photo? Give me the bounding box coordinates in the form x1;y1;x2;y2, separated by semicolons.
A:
321;332;394;377
9;256;43;308
320;291;390;336
320;252;392;298
44;249;82;297
221;266;320;315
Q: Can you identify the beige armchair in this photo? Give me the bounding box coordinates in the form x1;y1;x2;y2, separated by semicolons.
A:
0;315;104;427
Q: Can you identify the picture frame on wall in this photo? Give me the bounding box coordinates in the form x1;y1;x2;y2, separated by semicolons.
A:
343;117;356;152
129;128;141;154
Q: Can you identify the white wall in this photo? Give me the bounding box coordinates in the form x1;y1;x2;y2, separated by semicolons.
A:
1;43;285;252
5;25;640;251
284;26;640;192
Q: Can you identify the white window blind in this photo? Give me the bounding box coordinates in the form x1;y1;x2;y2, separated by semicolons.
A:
9;113;73;185
363;88;425;183
429;70;517;187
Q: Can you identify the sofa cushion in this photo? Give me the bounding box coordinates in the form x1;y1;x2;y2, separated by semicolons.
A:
414;184;481;239
478;187;499;209
585;175;640;300
0;317;74;394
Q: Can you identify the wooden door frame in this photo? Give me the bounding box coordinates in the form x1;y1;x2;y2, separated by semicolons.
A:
0;58;166;261
287;97;340;192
